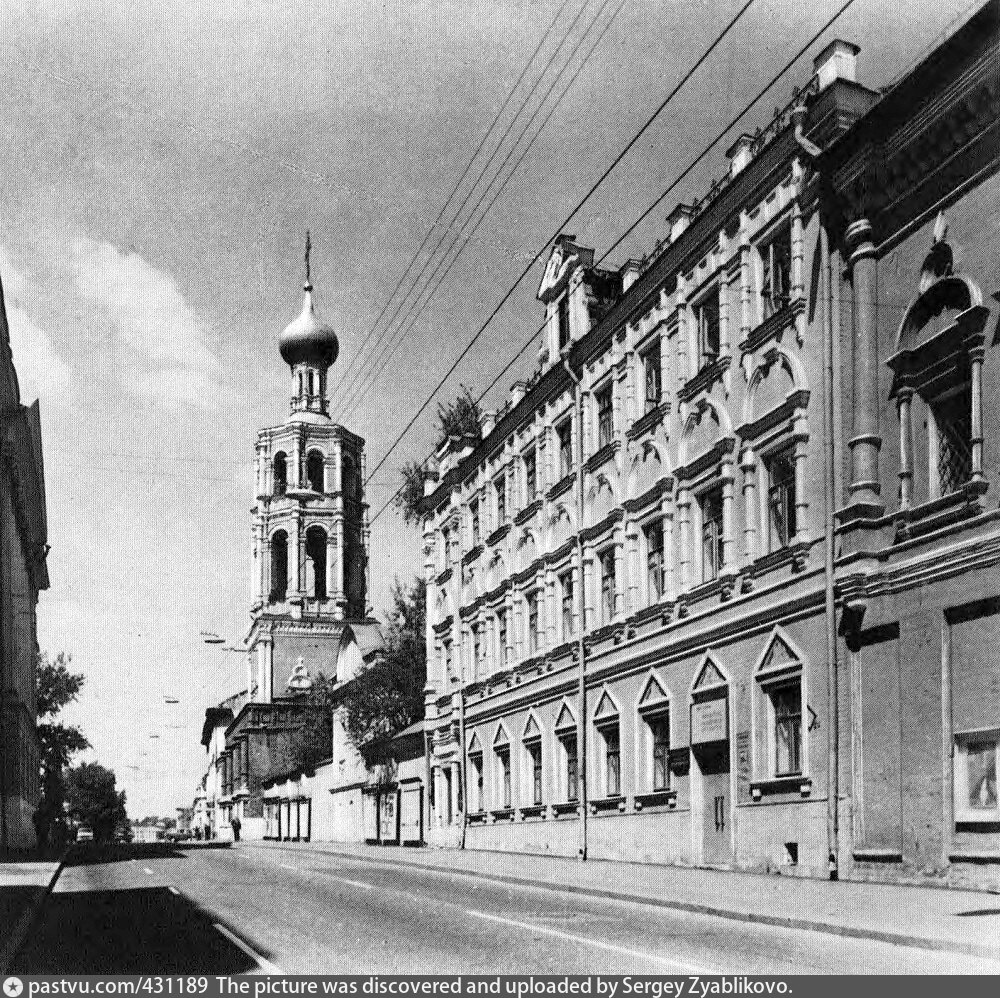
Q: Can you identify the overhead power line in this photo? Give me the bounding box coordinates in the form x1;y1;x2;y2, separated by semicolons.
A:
362;0;761;492
336;0;628;426
327;0;586;415
367;0;861;527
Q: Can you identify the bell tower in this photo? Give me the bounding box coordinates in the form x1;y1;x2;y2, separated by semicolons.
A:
246;237;370;703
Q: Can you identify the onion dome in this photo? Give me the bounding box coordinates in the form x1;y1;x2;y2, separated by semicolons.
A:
278;283;339;369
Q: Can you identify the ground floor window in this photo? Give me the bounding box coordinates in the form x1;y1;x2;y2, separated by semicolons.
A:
559;731;579;802
768;679;802;776
469;753;484;813
955;732;1000;823
646;711;670;791
525;740;542;805
496;746;511;809
599;723;621;797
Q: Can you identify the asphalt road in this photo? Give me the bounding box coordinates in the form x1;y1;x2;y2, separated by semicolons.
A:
12;842;1000;975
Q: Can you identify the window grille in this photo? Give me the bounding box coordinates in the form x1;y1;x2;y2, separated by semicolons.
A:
934;388;972;495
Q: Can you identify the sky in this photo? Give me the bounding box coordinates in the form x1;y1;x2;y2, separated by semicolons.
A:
0;0;979;818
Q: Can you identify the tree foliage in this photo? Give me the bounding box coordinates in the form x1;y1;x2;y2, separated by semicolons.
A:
290;673;335;773
64;762;127;842
35;652;90;845
395;387;482;526
340;577;427;750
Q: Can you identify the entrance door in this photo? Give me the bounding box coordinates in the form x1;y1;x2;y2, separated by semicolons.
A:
698;743;732;866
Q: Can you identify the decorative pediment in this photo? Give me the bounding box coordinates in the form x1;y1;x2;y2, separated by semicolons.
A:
468;731;483;754
692;654;728;692
593;688;619;719
522;715;541;740
537;239;581;303
555;701;576;730
639;673;669;705
493;724;510;747
754;627;805;676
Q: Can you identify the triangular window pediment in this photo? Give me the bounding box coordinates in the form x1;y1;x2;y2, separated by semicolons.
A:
493;725;510;747
523;715;540;740
593;690;618;719
693;657;727;692
555;702;576;730
468;731;483;754
759;635;799;673
639;674;668;705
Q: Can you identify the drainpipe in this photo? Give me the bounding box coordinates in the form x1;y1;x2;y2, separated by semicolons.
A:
563;357;588;861
794;104;839;880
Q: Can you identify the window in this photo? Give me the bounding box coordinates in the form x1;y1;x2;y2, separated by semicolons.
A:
644;520;665;602
596;384;613;449
470;499;481;547
469;753;484;813
642;341;662;412
269;531;288;603
528;590;542;654
273;453;287;496
495;474;506;525
760;232;791;320
305;526;327;600
695;288;720;361
524;448;537;503
600;724;621;797
442;639;453;678
472;624;482;680
525;740;543;806
954;733;1000;823
766;448;796;550
648;713;670;792
561;732;579;802
558;294;571;351
560;570;575;639
700;487;724;583
496;746;512;809
497;609;509;670
557;419;573;479
769;680;802;776
600;548;616;622
306;451;325;493
932;386;973;496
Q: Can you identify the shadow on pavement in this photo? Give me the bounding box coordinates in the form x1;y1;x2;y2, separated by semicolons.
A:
9;885;261;974
0;885;39;932
64;843;198;866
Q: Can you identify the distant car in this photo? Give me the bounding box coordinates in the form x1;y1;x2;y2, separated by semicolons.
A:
76;826;94;842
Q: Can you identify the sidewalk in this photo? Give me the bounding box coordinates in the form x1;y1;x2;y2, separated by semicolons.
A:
0;851;66;973
247;839;1000;962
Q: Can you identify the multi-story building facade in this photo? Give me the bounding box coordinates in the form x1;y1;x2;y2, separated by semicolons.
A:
421;2;1000;889
0;273;50;850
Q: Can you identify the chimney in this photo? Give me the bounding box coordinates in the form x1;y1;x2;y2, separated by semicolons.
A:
813;40;860;91
620;259;642;292
666;204;694;243
725;134;754;177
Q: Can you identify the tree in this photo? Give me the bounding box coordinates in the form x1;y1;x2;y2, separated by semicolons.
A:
340;577;427;749
35;652;90;846
395;387;482;525
290;673;335;773
64;763;127;842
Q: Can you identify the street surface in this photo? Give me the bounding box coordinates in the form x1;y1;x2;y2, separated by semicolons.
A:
11;843;1000;975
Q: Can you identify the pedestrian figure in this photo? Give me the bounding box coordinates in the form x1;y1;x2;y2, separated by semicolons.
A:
231;815;241;842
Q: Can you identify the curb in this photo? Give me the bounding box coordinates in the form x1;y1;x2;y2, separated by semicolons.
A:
252;841;1000;963
0;852;68;974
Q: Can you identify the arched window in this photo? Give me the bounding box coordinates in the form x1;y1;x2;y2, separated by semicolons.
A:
305;526;327;600
269;531;288;603
308;370;315;396
273;453;287;496
306;450;325;493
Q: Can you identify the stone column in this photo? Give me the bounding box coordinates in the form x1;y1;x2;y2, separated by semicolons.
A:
970;347;986;487
721;465;736;573
288;525;300;596
335;519;345;600
325;532;337;600
613;528;625;619
741;446;758;564
844;219;884;517
677;488;692;591
793;412;809;543
333;439;343;493
292;434;302;490
450;760;462;823
625;522;639;616
897;389;913;510
434;767;445;827
661;496;677;603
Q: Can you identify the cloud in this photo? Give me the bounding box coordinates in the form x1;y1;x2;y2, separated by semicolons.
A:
68;237;222;409
0;246;73;406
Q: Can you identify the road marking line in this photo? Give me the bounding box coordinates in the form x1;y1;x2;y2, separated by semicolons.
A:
334;876;378;890
168;887;180;896
213;923;283;975
143;867;154;875
279;864;297;871
464;908;712;973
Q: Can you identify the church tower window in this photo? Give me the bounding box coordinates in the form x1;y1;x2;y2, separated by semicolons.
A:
270;531;288;603
305;526;328;600
273;453;287;496
306;450;325;493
